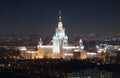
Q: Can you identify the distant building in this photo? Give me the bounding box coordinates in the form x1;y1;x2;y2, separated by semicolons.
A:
18;12;84;59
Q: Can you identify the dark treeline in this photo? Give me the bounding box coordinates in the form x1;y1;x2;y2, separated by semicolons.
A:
0;58;120;78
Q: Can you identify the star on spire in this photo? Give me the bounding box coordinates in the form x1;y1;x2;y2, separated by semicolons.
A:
59;11;62;21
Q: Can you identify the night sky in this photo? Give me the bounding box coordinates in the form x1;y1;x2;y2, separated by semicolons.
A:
0;0;120;34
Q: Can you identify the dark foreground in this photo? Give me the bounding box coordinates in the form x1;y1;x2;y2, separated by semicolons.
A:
0;59;120;78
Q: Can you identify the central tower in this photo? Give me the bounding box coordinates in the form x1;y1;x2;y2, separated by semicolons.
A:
53;11;68;56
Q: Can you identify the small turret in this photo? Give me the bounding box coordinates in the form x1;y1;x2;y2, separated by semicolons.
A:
39;38;43;46
79;39;84;52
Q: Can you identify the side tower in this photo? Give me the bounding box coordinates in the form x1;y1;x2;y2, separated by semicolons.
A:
37;38;44;58
53;11;68;57
79;39;84;52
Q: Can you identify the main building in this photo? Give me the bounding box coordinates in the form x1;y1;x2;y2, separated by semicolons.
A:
19;12;85;59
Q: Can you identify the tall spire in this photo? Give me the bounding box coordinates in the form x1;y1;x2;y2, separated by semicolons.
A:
58;11;63;29
59;11;62;21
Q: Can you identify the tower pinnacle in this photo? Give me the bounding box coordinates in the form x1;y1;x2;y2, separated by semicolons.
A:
58;11;63;29
59;11;62;21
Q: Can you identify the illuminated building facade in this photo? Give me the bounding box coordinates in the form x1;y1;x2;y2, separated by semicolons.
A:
19;12;84;59
53;12;68;54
